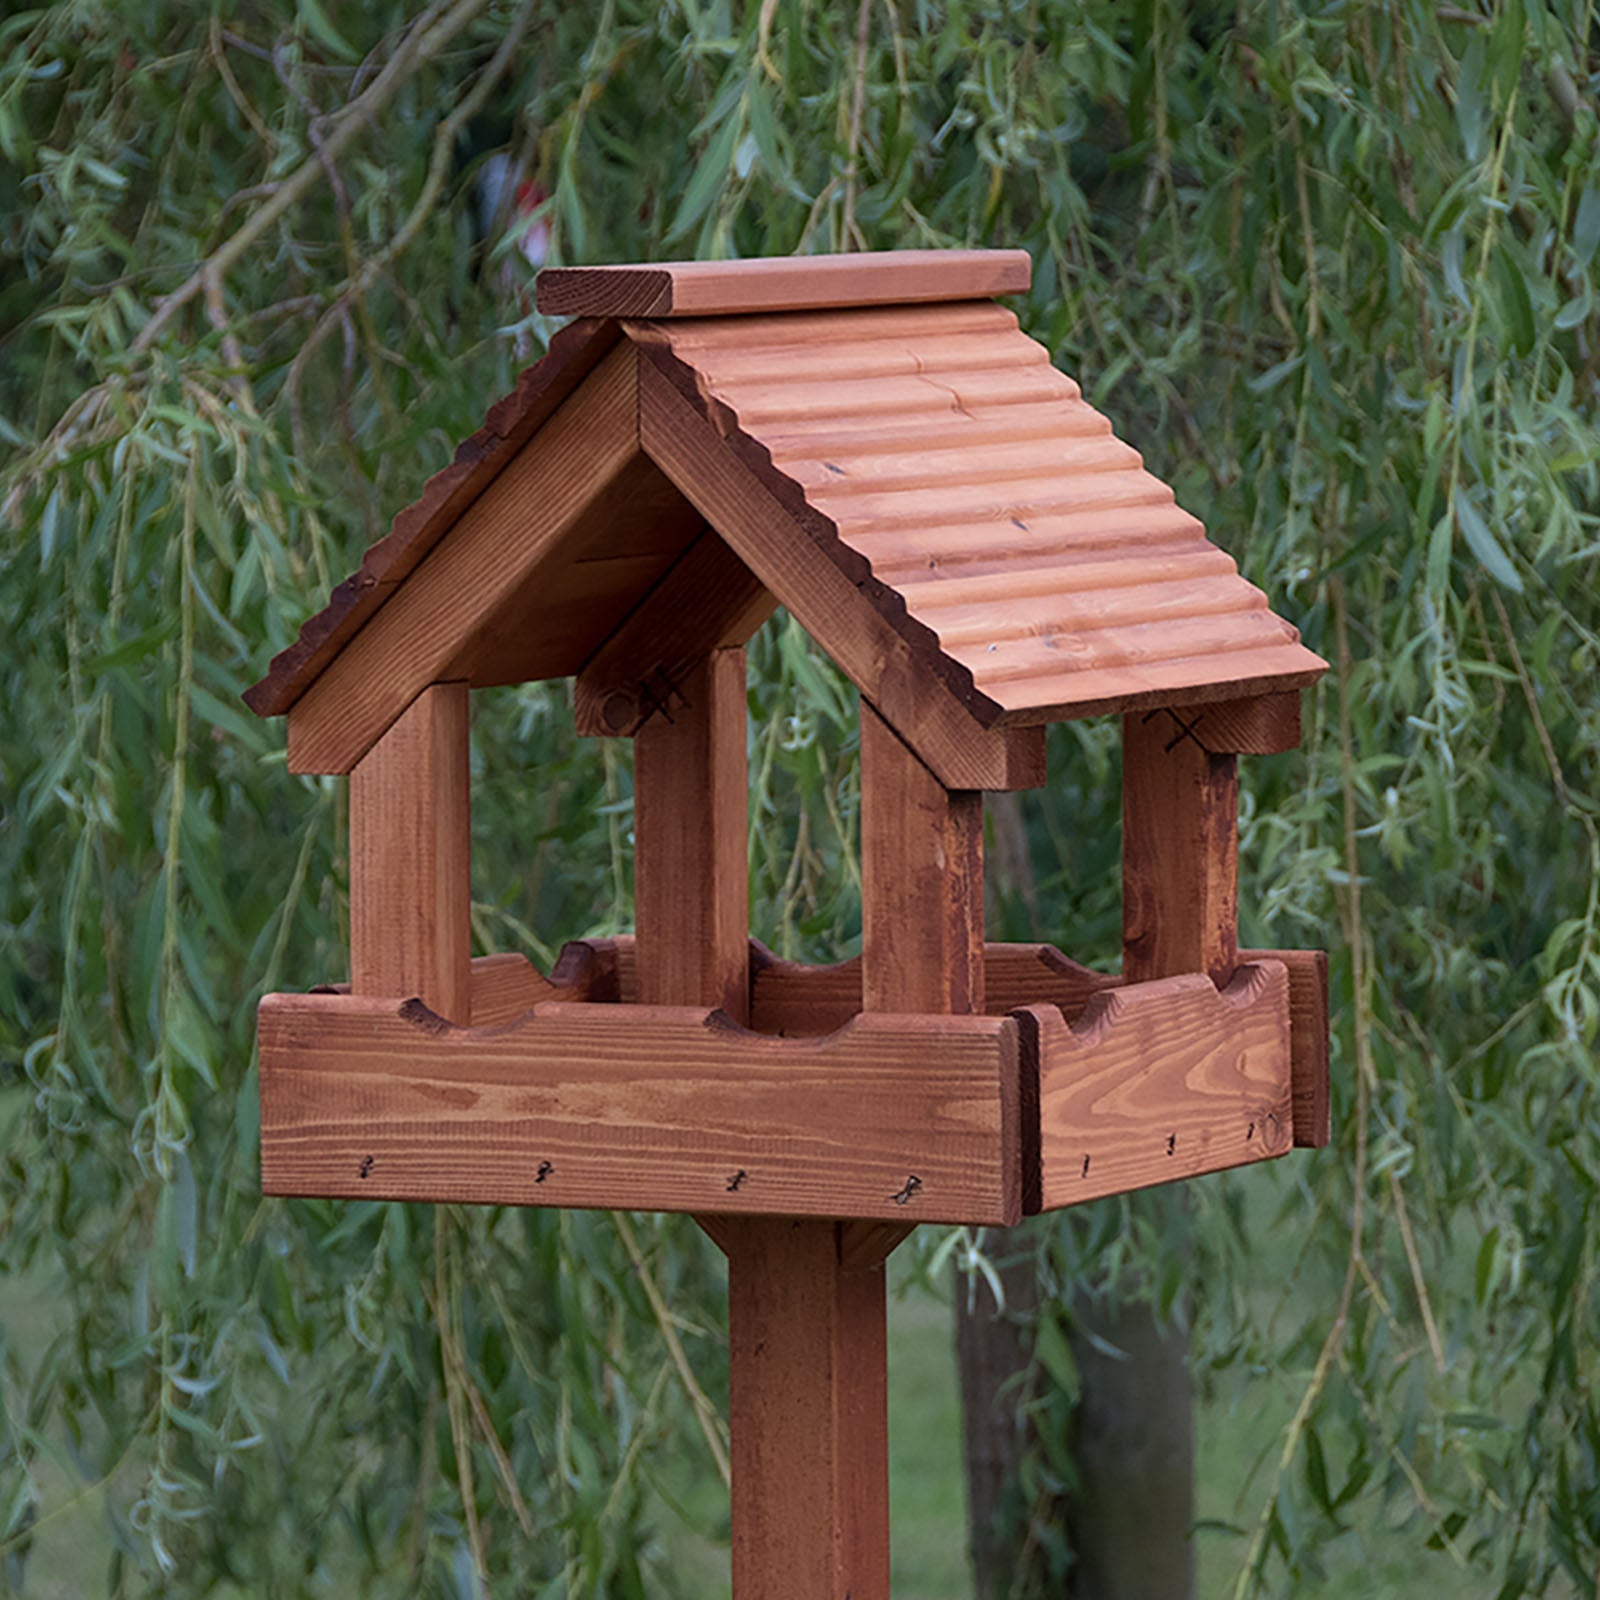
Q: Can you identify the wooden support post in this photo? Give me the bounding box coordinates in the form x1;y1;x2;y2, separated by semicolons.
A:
349;682;471;1023
1121;707;1239;986
633;648;750;1018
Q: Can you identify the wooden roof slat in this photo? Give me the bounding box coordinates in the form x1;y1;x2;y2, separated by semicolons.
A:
709;366;1078;426
812;469;1176;531
982;646;1330;726
637;300;1018;350
896;546;1235;607
678;328;1054;387
949;608;1303;688
914;574;1262;650
841;506;1208;579
536;249;1031;319
755;400;1115;458
778;435;1144;496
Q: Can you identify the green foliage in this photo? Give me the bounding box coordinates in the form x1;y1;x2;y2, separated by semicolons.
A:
1;1;1598;1595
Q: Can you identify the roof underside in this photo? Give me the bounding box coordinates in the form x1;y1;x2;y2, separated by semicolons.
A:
247;250;1325;739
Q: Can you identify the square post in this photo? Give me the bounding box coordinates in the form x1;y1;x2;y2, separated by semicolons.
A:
348;682;471;1023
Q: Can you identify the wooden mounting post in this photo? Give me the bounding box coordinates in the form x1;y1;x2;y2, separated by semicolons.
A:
349;682;471;1023
1122;707;1238;987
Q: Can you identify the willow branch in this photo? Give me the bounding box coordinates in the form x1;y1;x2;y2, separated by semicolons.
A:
132;0;488;353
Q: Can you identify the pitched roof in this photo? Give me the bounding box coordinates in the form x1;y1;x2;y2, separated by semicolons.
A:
247;249;1325;763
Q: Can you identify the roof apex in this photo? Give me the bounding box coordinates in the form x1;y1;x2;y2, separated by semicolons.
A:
534;248;1030;320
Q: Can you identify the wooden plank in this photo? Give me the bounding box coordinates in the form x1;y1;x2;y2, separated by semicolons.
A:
536;249;1031;319
1242;947;1329;1147
1122;707;1239;987
638;354;1044;792
574;532;774;737
349;683;471;1024
1184;691;1302;755
634;648;751;1019
1032;961;1294;1211
466;951;619;1026
257;996;1021;1223
286;342;640;775
719;1215;891;1600
748;940;1118;1036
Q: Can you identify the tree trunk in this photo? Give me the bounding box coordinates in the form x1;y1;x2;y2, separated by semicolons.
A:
956;794;1197;1599
1063;1291;1195;1600
954;1238;1042;1597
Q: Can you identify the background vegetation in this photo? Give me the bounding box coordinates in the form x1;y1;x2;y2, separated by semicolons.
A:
2;0;1598;1595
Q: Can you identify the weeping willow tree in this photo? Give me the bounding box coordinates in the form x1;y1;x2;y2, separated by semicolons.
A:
2;2;1597;1596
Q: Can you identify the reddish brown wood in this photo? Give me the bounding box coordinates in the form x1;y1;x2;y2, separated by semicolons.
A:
1122;708;1239;987
719;1215;891;1599
537;249;1032;319
638;354;1045;792
634;648;751;1019
575;531;774;738
859;702;985;1015
1030;962;1293;1211
349;683;471;1024
286;342;641;775
258;995;1019;1221
1187;691;1302;755
1242;947;1330;1146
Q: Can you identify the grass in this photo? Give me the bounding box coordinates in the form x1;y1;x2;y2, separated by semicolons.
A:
1;1179;1447;1598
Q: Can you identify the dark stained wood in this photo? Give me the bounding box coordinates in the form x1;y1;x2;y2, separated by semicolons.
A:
1030;961;1294;1210
635;648;752;1020
1186;690;1302;755
537;249;1032;319
259;996;1021;1222
860;702;985;1016
286;342;642;775
575;531;774;738
719;1215;892;1600
349;683;471;1024
246;318;618;717
1242;946;1330;1147
747;939;1117;1036
638;353;1046;792
1122;707;1239;987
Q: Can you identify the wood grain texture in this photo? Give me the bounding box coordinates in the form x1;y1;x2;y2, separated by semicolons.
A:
638;353;1045;792
1184;690;1302;755
1031;961;1294;1211
349;684;470;1024
574;531;774;737
634;648;751;1020
257;996;1021;1224
719;1215;892;1600
1122;707;1239;987
1242;946;1330;1147
245;318;618;717
536;249;1031;319
860;702;985;1016
466;951;614;1025
285;342;640;774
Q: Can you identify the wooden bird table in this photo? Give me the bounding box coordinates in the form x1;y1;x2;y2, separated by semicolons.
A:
247;249;1331;1597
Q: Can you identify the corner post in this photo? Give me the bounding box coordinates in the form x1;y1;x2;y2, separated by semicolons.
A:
348;682;471;1022
1121;707;1239;987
